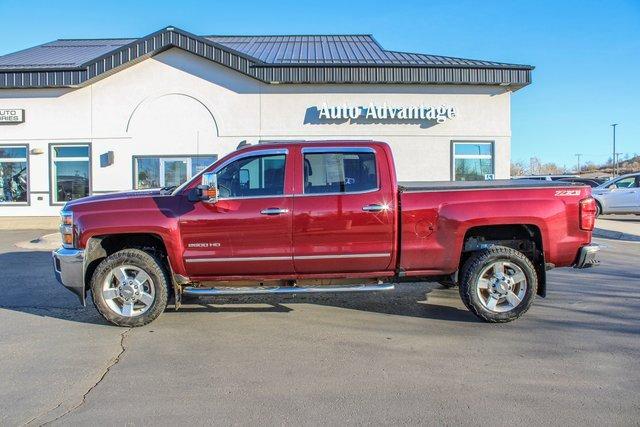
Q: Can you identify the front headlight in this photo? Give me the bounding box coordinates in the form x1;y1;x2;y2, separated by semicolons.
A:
60;210;75;248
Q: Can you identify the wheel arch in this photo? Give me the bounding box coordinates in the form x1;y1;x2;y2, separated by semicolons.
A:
594;198;604;216
84;233;171;294
461;224;547;297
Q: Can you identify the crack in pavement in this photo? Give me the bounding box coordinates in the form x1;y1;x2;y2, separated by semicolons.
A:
23;328;131;426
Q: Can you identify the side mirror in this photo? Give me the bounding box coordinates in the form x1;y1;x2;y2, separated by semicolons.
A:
198;172;219;203
607;184;617;190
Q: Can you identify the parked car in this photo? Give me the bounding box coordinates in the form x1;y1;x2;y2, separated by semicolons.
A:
52;141;599;327
592;172;640;215
557;177;604;188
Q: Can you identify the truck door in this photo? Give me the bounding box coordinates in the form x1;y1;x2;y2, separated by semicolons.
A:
179;149;294;277
292;147;395;273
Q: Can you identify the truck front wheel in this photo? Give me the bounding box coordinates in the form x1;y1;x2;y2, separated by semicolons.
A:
458;246;537;323
90;249;169;327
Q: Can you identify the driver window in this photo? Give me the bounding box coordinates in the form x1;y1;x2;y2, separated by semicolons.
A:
215;154;286;198
613;177;637;189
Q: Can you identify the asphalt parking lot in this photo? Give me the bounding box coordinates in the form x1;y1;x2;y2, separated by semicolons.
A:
1;228;639;426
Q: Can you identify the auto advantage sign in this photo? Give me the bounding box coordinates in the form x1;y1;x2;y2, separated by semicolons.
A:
0;109;25;123
317;103;457;124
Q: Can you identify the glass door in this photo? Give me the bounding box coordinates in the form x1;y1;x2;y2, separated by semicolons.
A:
160;158;190;187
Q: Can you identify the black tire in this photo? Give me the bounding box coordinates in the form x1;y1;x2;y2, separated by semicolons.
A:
458;246;537;323
91;249;169;327
595;201;603;217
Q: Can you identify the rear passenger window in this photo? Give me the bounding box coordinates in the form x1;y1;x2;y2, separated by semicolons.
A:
303;151;378;194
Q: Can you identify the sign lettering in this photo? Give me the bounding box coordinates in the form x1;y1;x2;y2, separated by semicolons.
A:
0;109;25;123
317;103;457;124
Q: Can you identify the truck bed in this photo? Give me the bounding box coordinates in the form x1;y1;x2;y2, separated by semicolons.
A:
398;179;575;192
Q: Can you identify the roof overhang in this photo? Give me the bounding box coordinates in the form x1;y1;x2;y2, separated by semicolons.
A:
0;26;533;89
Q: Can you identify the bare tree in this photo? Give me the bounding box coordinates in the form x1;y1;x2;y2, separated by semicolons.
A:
510;161;527;177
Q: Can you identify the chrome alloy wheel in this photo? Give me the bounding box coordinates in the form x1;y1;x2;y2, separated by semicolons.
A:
102;265;155;317
476;261;527;313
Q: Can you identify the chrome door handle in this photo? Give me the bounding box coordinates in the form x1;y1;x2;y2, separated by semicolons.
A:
362;204;385;212
261;208;289;215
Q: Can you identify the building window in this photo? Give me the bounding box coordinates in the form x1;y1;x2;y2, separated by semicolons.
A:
452;142;494;181
303;151;378;194
134;155;217;189
0;145;28;204
51;144;91;203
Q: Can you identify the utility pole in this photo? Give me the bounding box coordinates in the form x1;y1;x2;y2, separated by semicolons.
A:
575;153;582;175
616;153;623;173
611;124;618;176
529;157;538;175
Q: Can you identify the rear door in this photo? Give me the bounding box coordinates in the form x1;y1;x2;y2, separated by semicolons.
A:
292;146;395;273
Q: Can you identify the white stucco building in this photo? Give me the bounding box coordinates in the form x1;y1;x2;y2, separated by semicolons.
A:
0;26;532;216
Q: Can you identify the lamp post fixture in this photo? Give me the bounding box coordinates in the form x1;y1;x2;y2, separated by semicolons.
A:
575;153;582;175
611;124;618;176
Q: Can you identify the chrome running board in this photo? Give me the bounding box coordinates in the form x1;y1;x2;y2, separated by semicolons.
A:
182;283;395;296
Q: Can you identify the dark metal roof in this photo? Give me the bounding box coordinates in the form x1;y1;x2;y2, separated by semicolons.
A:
0;26;533;88
204;35;530;68
0;39;135;69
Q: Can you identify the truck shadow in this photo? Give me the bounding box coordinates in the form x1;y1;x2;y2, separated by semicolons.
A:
0;250;477;325
172;283;478;322
0;250;110;326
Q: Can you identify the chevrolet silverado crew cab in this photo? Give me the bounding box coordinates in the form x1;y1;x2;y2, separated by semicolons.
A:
52;141;599;327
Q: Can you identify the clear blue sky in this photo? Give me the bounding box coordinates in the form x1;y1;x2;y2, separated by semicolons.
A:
1;0;638;169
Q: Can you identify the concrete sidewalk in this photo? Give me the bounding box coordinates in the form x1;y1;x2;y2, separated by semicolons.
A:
0;216;59;230
594;215;640;242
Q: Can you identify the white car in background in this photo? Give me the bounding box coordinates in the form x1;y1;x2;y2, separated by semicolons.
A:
592;172;640;215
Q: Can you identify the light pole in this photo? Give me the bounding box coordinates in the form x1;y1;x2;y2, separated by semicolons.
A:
611;124;618;176
575;153;582;175
616;153;623;173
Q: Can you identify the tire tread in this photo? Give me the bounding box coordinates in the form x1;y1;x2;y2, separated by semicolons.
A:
90;248;169;327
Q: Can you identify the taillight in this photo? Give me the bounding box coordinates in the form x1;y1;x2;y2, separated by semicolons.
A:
580;197;596;231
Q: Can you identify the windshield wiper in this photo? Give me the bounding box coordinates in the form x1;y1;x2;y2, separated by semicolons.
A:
159;185;177;195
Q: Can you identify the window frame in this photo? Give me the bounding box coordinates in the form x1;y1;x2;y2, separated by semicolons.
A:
132;154;218;190
49;143;92;206
451;141;495;181
0;144;30;206
299;147;380;197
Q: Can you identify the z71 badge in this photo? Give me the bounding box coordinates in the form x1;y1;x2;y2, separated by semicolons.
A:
554;189;581;197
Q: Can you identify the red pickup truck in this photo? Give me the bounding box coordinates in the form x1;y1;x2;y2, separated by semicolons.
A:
52;141;599;327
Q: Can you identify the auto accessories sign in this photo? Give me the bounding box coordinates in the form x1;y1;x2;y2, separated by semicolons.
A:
0;109;24;123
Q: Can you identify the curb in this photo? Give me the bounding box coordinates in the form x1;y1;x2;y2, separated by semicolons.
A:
593;228;640;242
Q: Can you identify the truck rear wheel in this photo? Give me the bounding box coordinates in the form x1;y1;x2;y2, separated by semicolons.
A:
90;249;169;327
458;246;537;323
